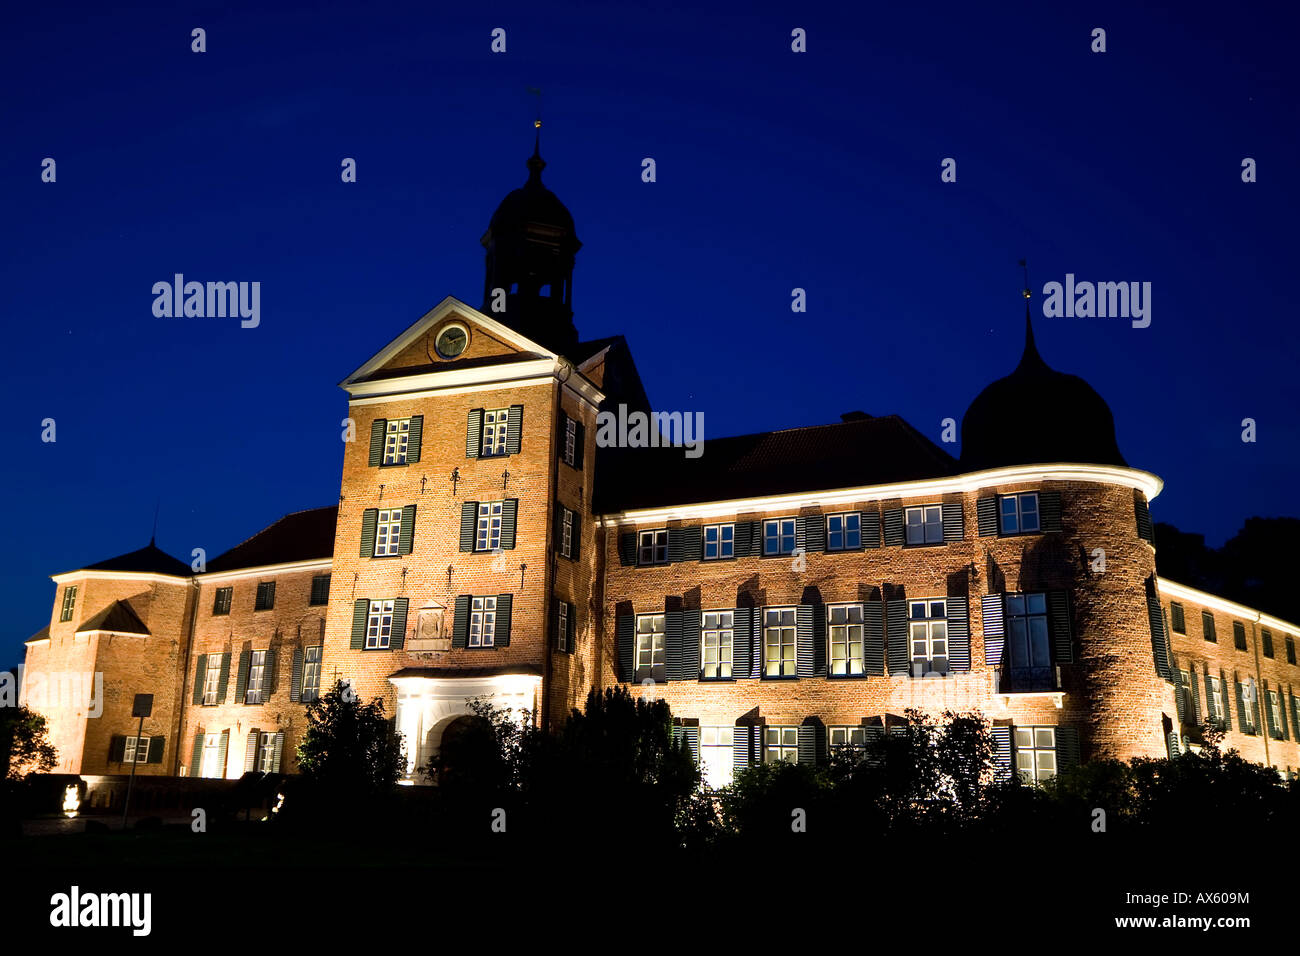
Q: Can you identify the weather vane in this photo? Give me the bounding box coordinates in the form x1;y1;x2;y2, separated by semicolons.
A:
1019;258;1031;300
528;86;542;129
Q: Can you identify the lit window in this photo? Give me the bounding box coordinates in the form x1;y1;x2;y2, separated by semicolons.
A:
763;607;797;677
561;508;574;559
999;493;1040;534
1005;593;1052;690
700;726;735;787
384;418;411;465
245;650;267;704
763;519;796;556
375;508;403;557
828;604;864;676
257;732;277;773
202;652;221;705
638;529;668;565
828;726;865;755
59;586;78;622
904;505;943;545
557;602;569;652
302;646;322;702
481;408;508;457
470;596;498;647
909;599;948;676
1209;678;1225;726
703;524;734;560
201;733;223;779
765;726;798;763
1269;691;1284;737
1014;727;1057;784
563;416;577;466
476;501;503;552
123;736;150;764
635;614;665;681
366;600;395;649
701;611;734;679
826;513;860;551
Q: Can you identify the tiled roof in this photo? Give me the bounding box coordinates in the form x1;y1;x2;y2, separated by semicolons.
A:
594;414;957;513
206;506;338;573
83;542;191;577
76;600;149;635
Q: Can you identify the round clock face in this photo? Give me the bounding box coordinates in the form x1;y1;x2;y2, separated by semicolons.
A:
435;325;467;359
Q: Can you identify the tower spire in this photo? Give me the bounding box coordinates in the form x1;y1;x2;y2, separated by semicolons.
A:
1017;258;1046;370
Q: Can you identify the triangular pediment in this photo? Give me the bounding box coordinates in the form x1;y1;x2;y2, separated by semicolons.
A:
341;296;559;388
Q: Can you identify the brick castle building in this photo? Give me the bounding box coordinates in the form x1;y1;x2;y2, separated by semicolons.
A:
21;142;1300;794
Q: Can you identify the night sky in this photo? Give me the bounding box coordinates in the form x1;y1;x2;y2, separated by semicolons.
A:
3;0;1296;667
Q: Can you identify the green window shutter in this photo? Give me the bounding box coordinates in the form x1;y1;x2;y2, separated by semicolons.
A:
1203;668;1216;722
795;604;814;678
1235;681;1248;734
862;511;881;549
235;650;251;703
947;597;970;671
990;726;1012;781
1048;590;1073;664
452;595;470;648
618;532;637;566
616;614;634;682
289;647;303;702
466;408;483;458
733;724;752;771
505;405;523;454
360;508;378;557
1252;685;1262;735
882;509;904;547
390;598;409;650
147;736;165;764
500;499;518;550
667;528;687;563
796;724;821;766
1170;602;1185;634
399;504;416;555
271;732;285;773
1189;671;1201;724
369;418;386;466
982;595;1006;668
460;502;478;552
567;601;577;653
192;655;207;705
863;601;885;676
190;732;205;776
1279;686;1290;740
1039;491;1063;532
264;648;276;697
406;415;423;463
1146;578;1171;680
571;512;581;561
976;496;999;536
245;729;260;773
812;603;827;676
1134;493;1154;543
574;421;585;469
216;730;230;778
941;501;964;542
732;607;752;677
1056;726;1081;771
802;512;826;553
1202;611;1217;642
1219;669;1231;728
1173;669;1186;722
681;609;700;677
664;609;683;681
216;652;231;703
886;599;908;675
494;594;512;646
350;599;369;650
108;735;126;763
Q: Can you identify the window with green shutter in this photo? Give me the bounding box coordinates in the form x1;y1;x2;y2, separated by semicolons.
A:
1262;629;1274;658
213;586;232;615
1201;610;1216;643
59;585;78;622
310;574;331;606
254;581;275;611
1169;602;1185;634
1233;621;1248;651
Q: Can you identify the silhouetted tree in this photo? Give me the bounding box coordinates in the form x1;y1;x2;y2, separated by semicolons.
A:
295;680;404;797
0;705;57;780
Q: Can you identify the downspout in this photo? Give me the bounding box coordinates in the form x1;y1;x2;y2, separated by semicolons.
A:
540;365;565;733
1251;613;1270;768
175;576;201;776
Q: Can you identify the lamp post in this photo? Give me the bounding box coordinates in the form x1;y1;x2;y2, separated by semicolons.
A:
121;693;152;830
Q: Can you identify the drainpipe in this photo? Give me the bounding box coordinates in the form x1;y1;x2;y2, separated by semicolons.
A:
1251;613;1270;768
174;576;201;776
540;369;564;734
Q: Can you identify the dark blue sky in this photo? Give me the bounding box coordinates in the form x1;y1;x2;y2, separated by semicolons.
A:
3;0;1297;666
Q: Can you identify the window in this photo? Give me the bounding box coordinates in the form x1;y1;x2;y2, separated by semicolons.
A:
1241;684;1256;732
366;600;395;649
763;607;797;677
1180;669;1196;722
765;726;798;763
375;508;403;557
556;602;569;652
1014;727;1056;784
700;726;734;788
1005;593;1052;690
700;611;734;679
763;518;796;556
1269;691;1284;737
245;650;267;704
635;614;665;681
59;585;78;622
826;512;861;551
1170;602;1185;634
828;604;864;676
1262;629;1274;658
560;507;574;559
123;736;150;764
476;501;503;552
563;416;577;466
1288;636;1297;666
302;646;322;702
254;581;275;611
384;418;411;465
999;493;1040;534
309;574;331;606
257;732;277;773
1233;622;1248;651
909;599;948;676
469;596;498;647
1202;611;1216;643
703;524;734;560
213;587;232;616
201;733;223;779
828;726;866;755
904;505;943;545
202;652;221;705
481;408;508;457
1210;678;1225;726
638;529;668;565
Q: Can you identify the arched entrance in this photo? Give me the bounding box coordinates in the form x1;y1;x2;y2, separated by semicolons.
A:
432;714;494;783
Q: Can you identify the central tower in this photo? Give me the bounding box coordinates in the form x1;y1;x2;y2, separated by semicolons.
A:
480;135;582;354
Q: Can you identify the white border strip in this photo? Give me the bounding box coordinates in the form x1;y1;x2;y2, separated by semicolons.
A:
1158;577;1297;636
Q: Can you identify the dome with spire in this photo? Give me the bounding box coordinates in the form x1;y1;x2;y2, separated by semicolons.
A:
485;139;578;236
959;309;1127;472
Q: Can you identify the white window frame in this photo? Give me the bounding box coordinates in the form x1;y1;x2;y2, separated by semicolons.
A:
1210;677;1224;723
476;501;503;552
201;733;222;779
635;613;665;681
999;492;1040;534
638;529;668;565
60;585;77;622
765;726;798;763
302;646;322;702
470;596;497;647
700;610;734;679
904;505;943;545
563;416;577;466
703;523;734;560
828;726;866;754
1014;726;1057;784
384;417;411;465
202;652;222;705
257;732;276;773
481;407;508;457
367;599;394;649
763;518;796;556
246;650;267;704
700;726;735;788
828;603;865;676
375;507;403;557
561;507;574;558
826;512;861;551
763;607;797;678
1006;592;1051;672
909;599;949;676
123;735;149;764
1269;691;1283;735
557;602;569;652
